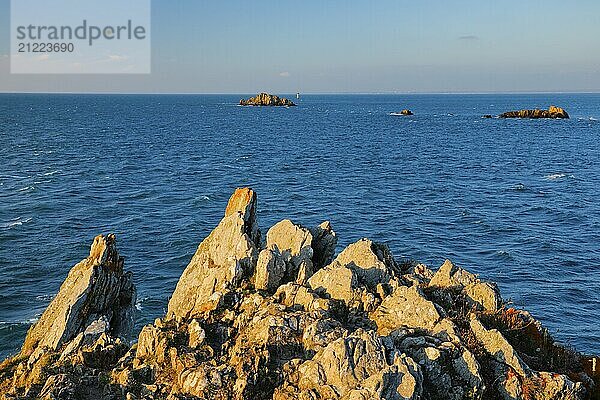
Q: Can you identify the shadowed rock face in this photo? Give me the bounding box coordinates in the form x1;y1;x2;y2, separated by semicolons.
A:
1;188;596;400
239;93;296;107
499;105;569;119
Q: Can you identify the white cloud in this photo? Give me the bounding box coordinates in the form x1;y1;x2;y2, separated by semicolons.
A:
37;54;50;61
458;35;479;41
279;71;291;77
108;55;128;62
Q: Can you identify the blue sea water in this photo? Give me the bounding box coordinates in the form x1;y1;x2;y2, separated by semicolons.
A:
0;93;599;359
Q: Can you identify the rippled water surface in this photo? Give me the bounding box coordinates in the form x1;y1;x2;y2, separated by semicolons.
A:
1;93;599;358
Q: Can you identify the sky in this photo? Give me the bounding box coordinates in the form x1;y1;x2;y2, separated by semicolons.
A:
0;0;599;93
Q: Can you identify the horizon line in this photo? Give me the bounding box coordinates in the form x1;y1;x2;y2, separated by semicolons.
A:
1;90;600;95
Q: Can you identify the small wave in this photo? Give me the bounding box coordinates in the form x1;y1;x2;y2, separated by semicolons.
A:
510;183;528;191
589;117;598;121
17;185;35;192
0;320;35;326
35;294;54;302
42;170;60;176
135;297;150;311
1;217;32;229
497;250;512;259
543;173;574;181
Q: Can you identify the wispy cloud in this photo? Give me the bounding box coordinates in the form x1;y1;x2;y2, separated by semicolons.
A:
458;35;479;41
38;54;50;61
279;71;291;77
108;55;128;62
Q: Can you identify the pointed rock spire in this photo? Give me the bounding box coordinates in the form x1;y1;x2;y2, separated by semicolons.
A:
21;234;135;357
167;188;259;320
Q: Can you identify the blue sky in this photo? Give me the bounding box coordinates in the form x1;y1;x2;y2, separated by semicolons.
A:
1;0;599;93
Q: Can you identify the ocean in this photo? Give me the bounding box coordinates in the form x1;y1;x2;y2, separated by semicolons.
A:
0;93;599;359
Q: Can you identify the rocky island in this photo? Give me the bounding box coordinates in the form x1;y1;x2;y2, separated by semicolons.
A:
1;188;598;399
499;106;570;119
239;93;296;107
391;109;414;116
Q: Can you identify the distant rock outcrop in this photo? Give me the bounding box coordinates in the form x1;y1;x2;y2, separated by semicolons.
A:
239;93;296;107
499;105;570;119
391;109;414;116
1;189;598;400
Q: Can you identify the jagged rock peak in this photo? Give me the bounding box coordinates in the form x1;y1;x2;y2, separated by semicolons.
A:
20;234;135;358
225;187;256;216
166;188;260;320
88;233;121;272
254;219;338;292
225;187;260;245
265;219;314;284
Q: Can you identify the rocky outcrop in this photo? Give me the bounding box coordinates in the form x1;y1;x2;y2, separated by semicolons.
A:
499;105;570;119
239;93;296;107
1;188;596;400
370;284;443;335
0;234;135;399
309;221;337;270
391;109;414;116
307;238;398;312
275;329;422;399
166;187;260;320
430;259;502;312
265;219;314;284
21;234;135;357
254;220;337;292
